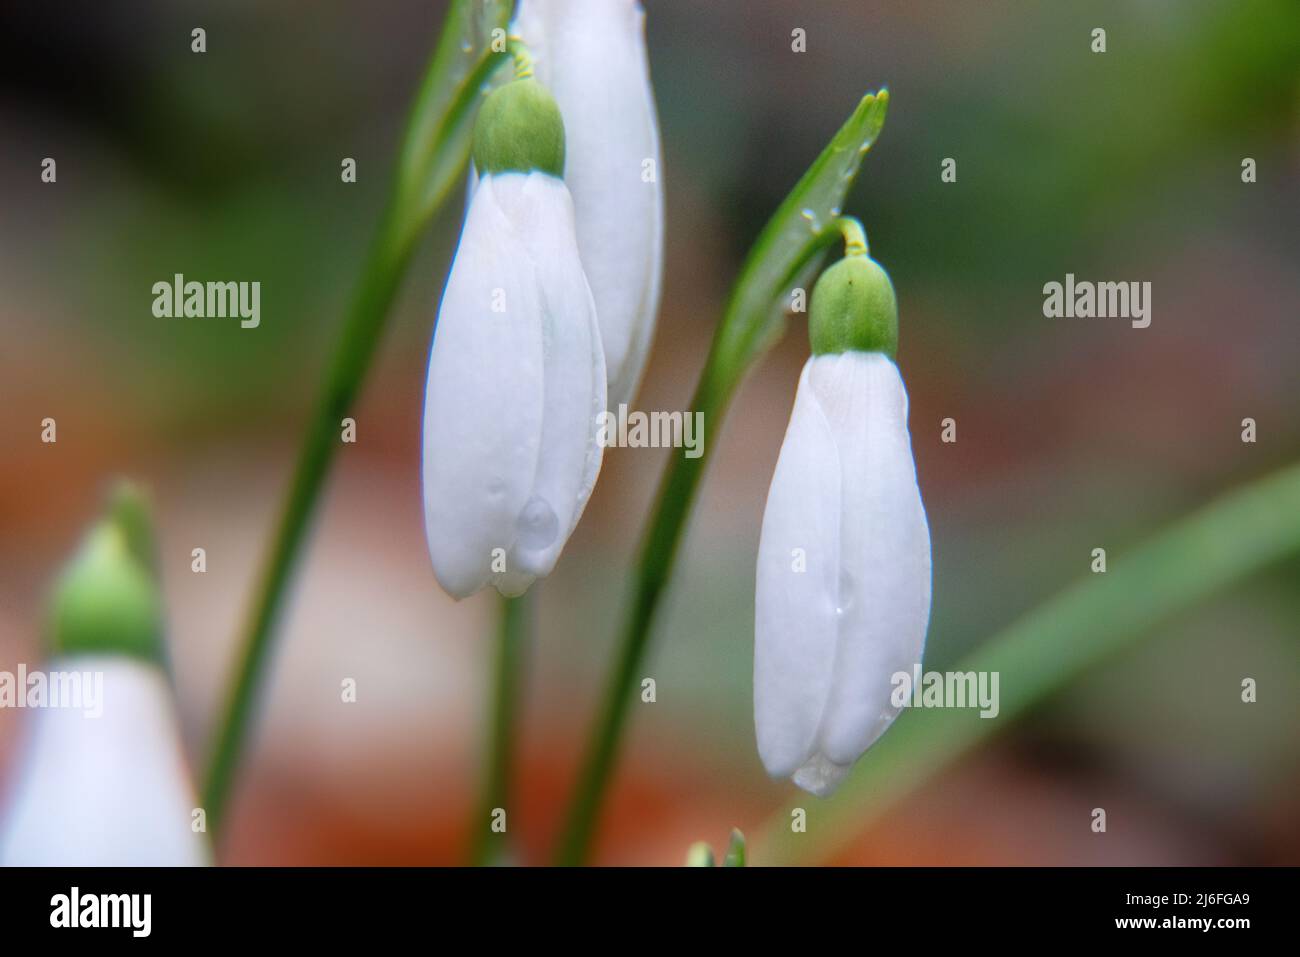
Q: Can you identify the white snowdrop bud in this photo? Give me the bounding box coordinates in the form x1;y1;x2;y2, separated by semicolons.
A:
0;487;209;865
423;78;606;598
754;254;930;796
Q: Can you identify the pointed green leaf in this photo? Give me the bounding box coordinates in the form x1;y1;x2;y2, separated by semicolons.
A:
714;90;889;381
723;828;747;867
397;0;514;223
107;480;159;575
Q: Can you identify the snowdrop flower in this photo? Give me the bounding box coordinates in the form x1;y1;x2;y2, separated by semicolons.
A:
0;496;209;865
512;0;664;408
754;249;931;797
423;76;606;599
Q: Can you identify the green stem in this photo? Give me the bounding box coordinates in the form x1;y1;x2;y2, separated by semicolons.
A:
554;222;853;865
471;591;532;865
839;218;869;258
752;461;1300;865
202;1;512;837
556;86;890;861
202;204;415;835
509;38;535;80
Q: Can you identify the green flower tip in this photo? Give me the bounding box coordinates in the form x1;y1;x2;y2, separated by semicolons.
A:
472;78;565;179
723;828;747;867
107;480;159;574
48;483;164;664
685;842;715;867
809;254;898;359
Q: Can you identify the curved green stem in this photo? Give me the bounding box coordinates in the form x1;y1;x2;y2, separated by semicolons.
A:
553;228;842;867
471;591;532;865
753;461;1300;865
509;38;535;80
554;90;891;865
839;217;869;258
202;0;513;838
203;204;414;834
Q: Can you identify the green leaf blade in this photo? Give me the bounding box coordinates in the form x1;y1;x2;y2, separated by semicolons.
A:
718;89;889;373
723;828;747;867
398;0;514;220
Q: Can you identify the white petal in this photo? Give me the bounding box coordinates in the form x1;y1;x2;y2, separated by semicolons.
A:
423;174;546;598
0;657;210;866
514;0;664;408
754;352;931;795
812;353;931;768
754;358;843;781
490;173;606;590
422;172;605;598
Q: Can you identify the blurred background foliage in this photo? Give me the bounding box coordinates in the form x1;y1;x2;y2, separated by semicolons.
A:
1;0;1297;863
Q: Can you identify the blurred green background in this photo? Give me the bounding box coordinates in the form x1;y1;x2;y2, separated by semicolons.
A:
1;0;1297;864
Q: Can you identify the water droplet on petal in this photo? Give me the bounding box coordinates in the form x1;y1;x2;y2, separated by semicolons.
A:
516;496;558;550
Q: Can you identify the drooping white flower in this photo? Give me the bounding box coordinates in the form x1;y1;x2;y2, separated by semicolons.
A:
0;493;209;866
0;657;209;866
754;254;931;797
423;78;606;599
512;0;664;408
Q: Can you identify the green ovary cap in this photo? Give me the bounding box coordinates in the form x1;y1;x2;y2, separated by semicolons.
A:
47;484;164;664
472;78;566;178
808;255;898;359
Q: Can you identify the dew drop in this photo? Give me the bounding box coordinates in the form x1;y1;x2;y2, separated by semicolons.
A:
516;496;558;550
